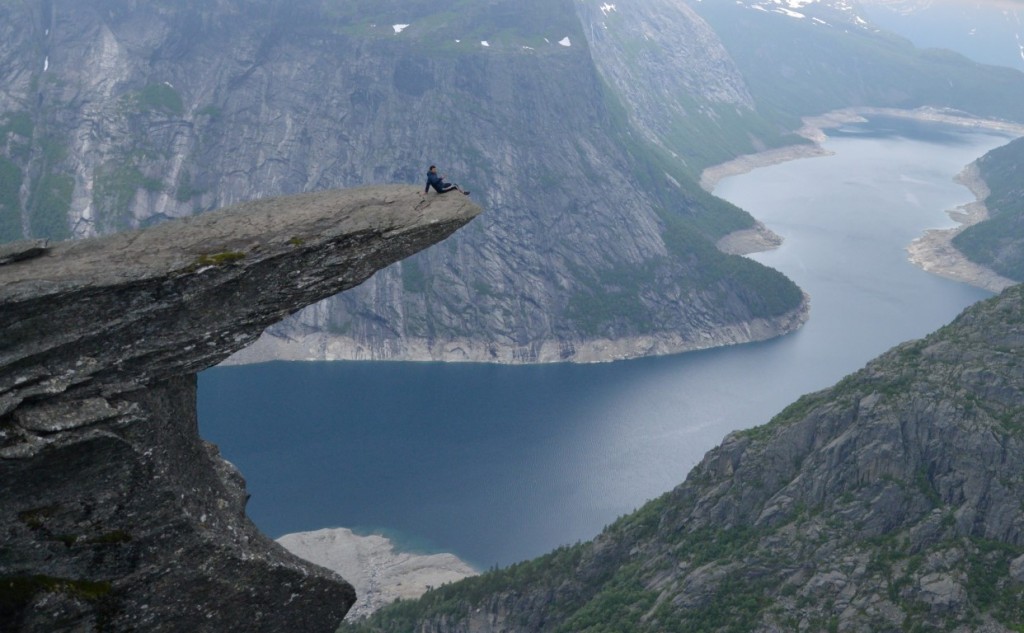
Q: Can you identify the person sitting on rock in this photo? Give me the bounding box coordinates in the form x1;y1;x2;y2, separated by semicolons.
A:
424;165;470;196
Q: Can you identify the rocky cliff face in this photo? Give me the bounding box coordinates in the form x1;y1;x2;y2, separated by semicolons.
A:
0;0;809;365
346;283;1024;632
0;185;479;632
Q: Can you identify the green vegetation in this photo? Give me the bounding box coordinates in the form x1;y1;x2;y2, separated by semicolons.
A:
556;72;806;340
964;539;1024;627
26;172;72;241
92;163;164;232
401;258;428;292
0;111;33;143
192;251;246;268
17;505;59;530
0;156;24;242
196;105;223;119
174;169;205;202
952;137;1024;281
6;130;71;241
134;82;184;115
556;568;656;633
0;575;112;616
566;262;657;337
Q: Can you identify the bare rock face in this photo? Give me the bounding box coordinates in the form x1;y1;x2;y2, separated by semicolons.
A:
0;185;479;632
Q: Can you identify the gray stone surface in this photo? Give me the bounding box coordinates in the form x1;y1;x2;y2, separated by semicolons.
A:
0;185;479;632
0;240;48;266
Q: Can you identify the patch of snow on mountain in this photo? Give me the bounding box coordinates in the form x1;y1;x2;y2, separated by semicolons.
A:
392;24;409;34
741;0;867;27
600;3;617;16
559;36;572;46
776;7;807;18
481;40;490;47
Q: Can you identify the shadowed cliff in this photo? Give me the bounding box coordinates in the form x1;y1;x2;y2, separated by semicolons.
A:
0;185;480;632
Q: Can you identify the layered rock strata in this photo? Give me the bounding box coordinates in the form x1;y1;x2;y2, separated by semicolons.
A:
0;185;479;632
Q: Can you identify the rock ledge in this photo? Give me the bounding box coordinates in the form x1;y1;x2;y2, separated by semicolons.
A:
0;185;479;632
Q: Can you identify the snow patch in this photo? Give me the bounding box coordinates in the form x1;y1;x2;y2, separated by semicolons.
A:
392;24;410;34
558;36;571;47
600;3;617;16
775;7;806;18
43;56;49;72
481;40;490;47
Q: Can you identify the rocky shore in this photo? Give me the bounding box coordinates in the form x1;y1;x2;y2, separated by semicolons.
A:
278;528;478;619
907;164;1017;293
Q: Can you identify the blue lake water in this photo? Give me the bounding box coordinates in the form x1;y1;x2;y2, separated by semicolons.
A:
198;118;1012;570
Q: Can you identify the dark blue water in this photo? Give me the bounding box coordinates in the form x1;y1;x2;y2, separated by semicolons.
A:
199;120;1012;570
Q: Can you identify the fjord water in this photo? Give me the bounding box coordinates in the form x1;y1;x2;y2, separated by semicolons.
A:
199;119;1011;569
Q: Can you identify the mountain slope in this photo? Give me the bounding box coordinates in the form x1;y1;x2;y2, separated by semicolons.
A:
952;137;1024;282
0;0;806;364
684;0;1024;162
2;0;1023;364
343;283;1024;633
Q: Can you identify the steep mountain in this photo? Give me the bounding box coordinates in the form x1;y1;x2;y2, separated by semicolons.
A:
0;0;807;364
343;282;1024;633
5;1;1024;365
574;0;1024;176
952;136;1024;282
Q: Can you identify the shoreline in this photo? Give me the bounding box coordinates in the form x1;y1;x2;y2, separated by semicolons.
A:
222;295;810;366
906;164;1017;293
278;528;478;619
706;106;1024;292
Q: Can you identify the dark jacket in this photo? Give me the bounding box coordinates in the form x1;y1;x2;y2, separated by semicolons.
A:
425;171;448;193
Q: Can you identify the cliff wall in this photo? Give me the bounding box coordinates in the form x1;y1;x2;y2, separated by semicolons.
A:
0;0;807;364
0;185;479;632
